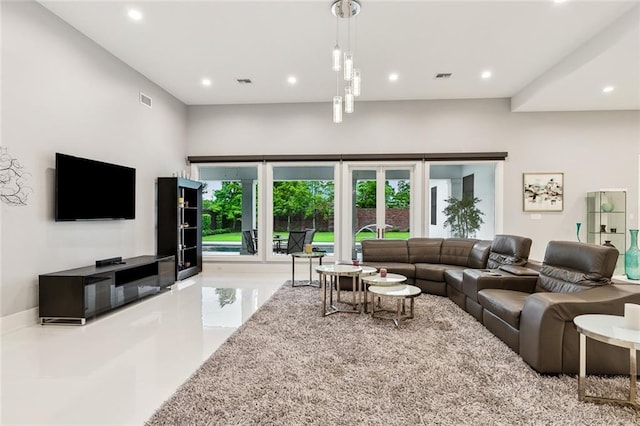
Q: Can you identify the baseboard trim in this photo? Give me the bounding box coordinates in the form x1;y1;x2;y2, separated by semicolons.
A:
1;307;39;335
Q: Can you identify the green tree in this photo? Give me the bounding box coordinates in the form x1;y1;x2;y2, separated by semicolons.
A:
356;181;376;208
443;196;484;238
389;180;410;208
304;181;334;229
211;181;242;230
273;181;308;231
355;181;394;208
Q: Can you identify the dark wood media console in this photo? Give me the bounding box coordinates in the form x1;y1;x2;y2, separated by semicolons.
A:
39;255;175;325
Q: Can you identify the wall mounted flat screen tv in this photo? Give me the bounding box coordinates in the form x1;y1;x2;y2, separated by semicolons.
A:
55;153;136;221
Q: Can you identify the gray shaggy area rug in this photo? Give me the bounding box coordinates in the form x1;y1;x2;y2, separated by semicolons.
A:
147;283;639;425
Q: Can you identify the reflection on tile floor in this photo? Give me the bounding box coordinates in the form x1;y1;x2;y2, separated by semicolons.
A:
0;270;286;425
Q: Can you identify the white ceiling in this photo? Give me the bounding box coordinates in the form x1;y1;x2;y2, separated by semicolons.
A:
38;0;640;112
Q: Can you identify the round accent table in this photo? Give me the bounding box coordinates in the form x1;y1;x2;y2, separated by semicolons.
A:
367;283;420;328
316;264;362;316
361;273;407;314
290;251;325;287
574;314;640;408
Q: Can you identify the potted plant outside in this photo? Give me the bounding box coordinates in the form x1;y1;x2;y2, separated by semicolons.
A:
443;196;484;238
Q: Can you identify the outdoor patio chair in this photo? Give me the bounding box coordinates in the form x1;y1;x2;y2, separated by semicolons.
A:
304;228;316;246
286;231;307;254
242;230;257;254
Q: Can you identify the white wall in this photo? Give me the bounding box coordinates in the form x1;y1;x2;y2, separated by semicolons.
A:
0;2;187;319
188;100;640;261
428;179;450;238
461;163;495;240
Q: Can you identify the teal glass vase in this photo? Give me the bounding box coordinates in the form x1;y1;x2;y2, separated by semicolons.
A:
625;229;640;279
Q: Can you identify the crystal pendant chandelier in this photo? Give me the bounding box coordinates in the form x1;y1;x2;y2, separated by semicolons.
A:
331;0;361;123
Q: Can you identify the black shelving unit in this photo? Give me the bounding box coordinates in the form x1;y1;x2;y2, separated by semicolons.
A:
157;177;203;280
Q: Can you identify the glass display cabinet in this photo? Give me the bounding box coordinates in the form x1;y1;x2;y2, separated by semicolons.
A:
586;190;626;275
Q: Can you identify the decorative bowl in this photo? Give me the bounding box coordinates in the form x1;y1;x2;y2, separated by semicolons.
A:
601;202;614;212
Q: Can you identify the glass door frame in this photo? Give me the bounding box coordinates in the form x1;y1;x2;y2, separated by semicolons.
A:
340;161;423;261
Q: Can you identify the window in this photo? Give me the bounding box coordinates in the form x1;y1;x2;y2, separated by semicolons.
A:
198;165;259;256
270;165;335;258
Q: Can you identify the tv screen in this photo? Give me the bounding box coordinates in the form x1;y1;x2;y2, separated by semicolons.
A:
55;153;136;221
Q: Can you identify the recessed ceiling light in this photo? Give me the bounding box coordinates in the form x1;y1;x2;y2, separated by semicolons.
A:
287;76;297;85
481;70;492;79
389;73;399;82
553;0;568;4
201;78;212;87
127;9;143;21
602;85;614;93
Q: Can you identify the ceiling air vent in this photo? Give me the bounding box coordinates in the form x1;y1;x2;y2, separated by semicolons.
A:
139;92;152;108
237;78;253;84
435;73;452;79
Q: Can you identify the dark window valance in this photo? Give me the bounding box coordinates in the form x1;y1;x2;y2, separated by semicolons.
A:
187;152;507;163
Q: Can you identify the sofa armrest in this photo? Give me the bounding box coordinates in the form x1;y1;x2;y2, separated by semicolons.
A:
462;269;537;302
519;285;640;373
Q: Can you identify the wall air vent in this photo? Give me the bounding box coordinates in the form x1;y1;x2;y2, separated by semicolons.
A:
139;92;152;108
435;73;452;79
237;79;253;84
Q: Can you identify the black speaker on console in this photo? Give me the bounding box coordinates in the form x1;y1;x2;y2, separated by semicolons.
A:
95;257;123;267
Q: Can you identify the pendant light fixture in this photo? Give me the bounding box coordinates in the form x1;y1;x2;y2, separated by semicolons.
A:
331;0;361;123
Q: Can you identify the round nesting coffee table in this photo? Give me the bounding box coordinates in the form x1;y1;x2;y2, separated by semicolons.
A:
367;284;421;328
316;264;362;316
361;273;407;314
335;265;378;305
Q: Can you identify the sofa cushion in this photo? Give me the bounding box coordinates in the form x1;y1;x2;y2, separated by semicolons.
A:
416;264;466;283
487;234;532;269
439;239;478;267
536;241;618;292
468;240;492;269
408;238;443;264
478;289;529;329
361;239;409;263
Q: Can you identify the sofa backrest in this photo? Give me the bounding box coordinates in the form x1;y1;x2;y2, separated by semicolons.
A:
487;234;532;269
469;240;492;268
536;241;619;293
440;238;480;267
361;239;409;263
408;238;443;263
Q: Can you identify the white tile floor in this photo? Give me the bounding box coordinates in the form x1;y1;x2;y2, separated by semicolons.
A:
0;269;286;425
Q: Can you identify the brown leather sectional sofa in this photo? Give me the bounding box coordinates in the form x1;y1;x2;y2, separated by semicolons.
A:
361;236;640;375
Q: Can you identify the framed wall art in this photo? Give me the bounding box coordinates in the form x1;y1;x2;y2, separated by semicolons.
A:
523;172;563;212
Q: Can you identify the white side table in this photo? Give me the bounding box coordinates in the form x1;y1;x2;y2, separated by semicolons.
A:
335;265;378;306
367;284;421;328
574;314;640;408
361;273;407;314
316;264;362;316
